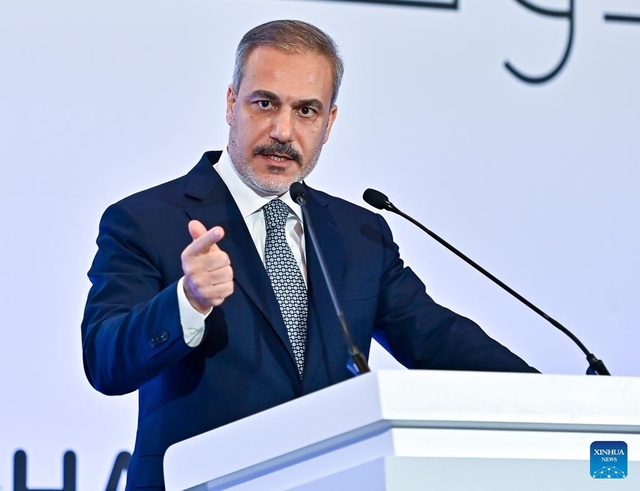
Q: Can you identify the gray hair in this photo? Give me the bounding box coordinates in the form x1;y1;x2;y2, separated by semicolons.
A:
232;20;344;106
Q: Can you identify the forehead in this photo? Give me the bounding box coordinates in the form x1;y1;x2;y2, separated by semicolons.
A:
240;46;334;104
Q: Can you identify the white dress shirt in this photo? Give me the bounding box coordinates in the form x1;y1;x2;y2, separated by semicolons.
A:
177;149;306;347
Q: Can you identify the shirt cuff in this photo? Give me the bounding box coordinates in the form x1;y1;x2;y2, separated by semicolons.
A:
177;277;212;347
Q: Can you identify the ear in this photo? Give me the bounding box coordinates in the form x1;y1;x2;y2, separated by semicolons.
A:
321;104;338;144
226;84;237;125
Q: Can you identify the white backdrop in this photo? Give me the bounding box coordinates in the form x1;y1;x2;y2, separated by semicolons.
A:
1;0;638;488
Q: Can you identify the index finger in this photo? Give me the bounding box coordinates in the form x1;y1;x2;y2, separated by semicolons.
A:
185;225;225;256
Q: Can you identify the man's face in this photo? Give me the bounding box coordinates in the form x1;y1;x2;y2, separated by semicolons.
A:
226;46;338;195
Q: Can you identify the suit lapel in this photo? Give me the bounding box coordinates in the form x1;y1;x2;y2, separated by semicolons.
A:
182;153;298;374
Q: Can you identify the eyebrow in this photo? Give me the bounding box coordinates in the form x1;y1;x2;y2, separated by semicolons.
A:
294;98;324;112
248;90;324;112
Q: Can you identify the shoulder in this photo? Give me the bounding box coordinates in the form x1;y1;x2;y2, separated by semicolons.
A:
306;186;381;222
104;151;223;217
93;152;224;251
305;185;392;237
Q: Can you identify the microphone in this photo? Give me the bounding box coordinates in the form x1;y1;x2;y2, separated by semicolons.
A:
363;188;611;376
290;182;370;376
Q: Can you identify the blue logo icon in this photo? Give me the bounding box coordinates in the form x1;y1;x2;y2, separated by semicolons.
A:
591;441;627;479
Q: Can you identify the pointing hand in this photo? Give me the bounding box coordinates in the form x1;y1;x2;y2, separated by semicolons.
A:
181;221;234;314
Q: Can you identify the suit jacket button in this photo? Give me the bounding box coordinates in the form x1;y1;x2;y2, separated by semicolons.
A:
149;331;169;347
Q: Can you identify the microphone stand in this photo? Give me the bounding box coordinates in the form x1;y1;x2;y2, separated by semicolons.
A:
291;183;370;376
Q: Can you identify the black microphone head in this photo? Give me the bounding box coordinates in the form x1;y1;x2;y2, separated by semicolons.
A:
363;188;390;210
289;182;307;204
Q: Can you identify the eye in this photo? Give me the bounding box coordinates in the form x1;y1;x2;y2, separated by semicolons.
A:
298;107;316;118
256;100;273;109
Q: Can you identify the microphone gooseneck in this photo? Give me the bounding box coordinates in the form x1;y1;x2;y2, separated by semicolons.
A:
363;188;611;376
290;182;370;376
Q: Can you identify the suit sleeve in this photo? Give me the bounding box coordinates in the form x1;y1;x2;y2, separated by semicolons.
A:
81;201;193;395
371;214;538;373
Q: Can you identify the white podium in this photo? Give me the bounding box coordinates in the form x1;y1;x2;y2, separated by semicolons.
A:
164;370;640;490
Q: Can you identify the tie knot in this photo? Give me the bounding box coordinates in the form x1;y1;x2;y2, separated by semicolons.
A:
263;199;290;231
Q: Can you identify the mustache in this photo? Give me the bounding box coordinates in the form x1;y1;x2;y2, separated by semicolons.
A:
253;142;302;166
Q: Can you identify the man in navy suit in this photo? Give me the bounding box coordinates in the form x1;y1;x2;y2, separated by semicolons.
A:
82;20;536;490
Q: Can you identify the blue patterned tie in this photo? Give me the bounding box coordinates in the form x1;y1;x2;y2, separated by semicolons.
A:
263;198;308;378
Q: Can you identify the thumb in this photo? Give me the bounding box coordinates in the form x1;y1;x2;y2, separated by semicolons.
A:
186;222;225;255
188;220;208;241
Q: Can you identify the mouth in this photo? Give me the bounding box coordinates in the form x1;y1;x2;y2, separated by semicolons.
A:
263;153;293;163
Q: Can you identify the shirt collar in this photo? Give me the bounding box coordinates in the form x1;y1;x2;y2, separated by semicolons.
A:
214;148;303;221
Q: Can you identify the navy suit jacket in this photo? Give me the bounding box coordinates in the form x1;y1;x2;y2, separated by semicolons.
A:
82;151;536;489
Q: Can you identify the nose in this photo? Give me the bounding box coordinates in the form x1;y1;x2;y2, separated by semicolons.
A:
269;109;294;143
